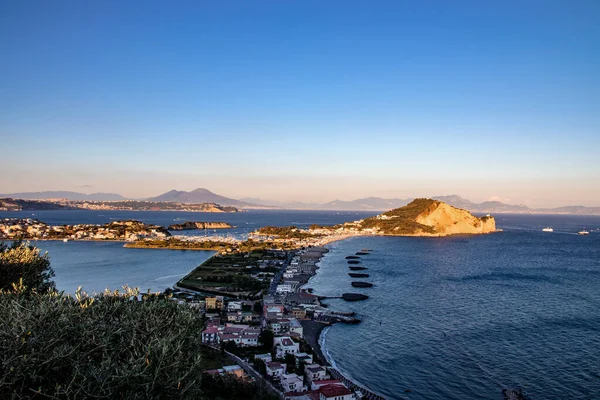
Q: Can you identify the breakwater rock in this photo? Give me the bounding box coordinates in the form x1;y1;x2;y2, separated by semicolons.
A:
342;293;369;301
168;221;233;230
348;273;369;278
351;281;373;288
502;388;527;400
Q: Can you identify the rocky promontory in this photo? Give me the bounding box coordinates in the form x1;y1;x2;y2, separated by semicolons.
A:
359;198;496;236
168;221;233;230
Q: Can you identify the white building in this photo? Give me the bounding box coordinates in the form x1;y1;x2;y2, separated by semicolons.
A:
304;364;329;384
266;361;286;380
274;336;299;359
289;318;303;336
227;301;243;312
318;384;353;400
276;284;293;293
295;352;313;366
281;373;306;393
255;353;272;363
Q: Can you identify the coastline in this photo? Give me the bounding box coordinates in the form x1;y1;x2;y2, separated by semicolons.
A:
299;320;329;365
22;238;128;243
123;243;221;251
299;240;340;367
302;238;389;400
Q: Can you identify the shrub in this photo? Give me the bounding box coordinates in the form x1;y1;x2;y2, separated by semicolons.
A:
0;286;207;399
0;241;54;292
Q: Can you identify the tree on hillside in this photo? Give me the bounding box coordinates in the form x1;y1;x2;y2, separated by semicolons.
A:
253;357;267;375
258;329;274;350
253;300;262;315
0;240;54;292
284;353;295;374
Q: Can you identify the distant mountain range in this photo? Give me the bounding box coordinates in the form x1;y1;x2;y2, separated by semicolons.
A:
0;189;263;208
241;194;600;215
0;191;127;201
2;189;599;215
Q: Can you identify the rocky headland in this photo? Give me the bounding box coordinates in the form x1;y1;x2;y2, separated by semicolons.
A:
358;198;496;236
250;198;496;241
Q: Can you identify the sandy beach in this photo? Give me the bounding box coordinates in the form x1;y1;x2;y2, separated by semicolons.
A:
300;320;329;365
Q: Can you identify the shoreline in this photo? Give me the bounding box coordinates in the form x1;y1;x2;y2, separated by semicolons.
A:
299;320;329;365
302;238;389;400
123;243;221;251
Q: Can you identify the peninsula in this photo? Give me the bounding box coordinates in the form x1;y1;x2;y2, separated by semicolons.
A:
251;198;496;240
359;198;496;236
168;221;233;230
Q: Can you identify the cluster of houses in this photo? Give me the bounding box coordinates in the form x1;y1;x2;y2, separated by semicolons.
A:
199;288;359;399
202;322;261;347
276;249;326;295
0;218;169;241
189;243;373;399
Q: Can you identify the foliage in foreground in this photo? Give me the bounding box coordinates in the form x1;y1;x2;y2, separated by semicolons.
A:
0;286;208;399
0;241;55;293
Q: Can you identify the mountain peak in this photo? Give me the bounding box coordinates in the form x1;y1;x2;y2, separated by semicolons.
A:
189;188;214;194
147;188;261;207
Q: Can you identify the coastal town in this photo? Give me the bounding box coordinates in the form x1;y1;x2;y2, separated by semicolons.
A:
170;245;383;400
0;218;171;241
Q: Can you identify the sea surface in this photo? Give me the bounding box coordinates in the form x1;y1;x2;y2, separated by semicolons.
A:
28;241;215;295
308;214;600;399
2;210;600;399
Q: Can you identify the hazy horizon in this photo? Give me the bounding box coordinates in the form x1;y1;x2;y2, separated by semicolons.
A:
1;2;598;208
2;184;599;209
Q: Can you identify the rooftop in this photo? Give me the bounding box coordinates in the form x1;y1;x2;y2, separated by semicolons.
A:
319;384;353;397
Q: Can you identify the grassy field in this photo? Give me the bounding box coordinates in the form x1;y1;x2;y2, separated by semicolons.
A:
177;250;286;298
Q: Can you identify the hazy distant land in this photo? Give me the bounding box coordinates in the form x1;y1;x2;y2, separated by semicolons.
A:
1;188;599;215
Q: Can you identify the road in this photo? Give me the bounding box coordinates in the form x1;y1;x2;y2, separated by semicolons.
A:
224;350;283;398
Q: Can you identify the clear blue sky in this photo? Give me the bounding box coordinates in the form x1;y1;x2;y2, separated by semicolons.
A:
1;1;599;206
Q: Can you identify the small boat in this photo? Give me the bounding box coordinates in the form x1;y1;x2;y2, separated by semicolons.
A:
62;238;69;242
578;230;590;235
542;227;553;232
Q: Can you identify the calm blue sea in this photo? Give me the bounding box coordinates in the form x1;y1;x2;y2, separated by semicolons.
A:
2;210;600;399
29;241;215;295
308;214;600;399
